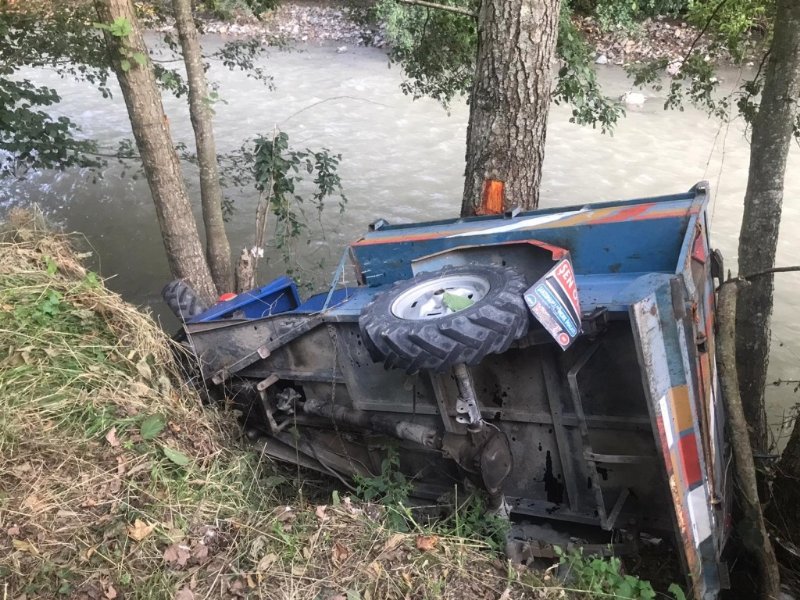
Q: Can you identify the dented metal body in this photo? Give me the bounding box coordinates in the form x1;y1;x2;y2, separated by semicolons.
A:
184;182;731;599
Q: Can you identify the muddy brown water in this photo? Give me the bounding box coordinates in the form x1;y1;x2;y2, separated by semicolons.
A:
2;39;798;441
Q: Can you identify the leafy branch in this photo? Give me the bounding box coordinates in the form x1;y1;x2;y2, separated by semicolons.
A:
93;17;147;72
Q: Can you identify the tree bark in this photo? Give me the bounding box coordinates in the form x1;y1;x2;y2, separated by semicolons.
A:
461;0;561;216
735;0;800;454
718;281;781;600
94;0;217;307
172;0;234;294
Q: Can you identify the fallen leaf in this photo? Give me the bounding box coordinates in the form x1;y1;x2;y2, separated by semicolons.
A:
276;506;295;522
332;541;350;565
105;584;118;599
190;542;209;564
21;494;46;514
175;586;194;600
249;535;267;560
130;381;151;397
256;552;277;573
11;462;32;476
163;543;191;567
415;535;439;552
7;525;20;536
369;560;382;577
136;359;153;381
498;587;511;600
229;578;246;597
126;461;153;477
381;533;405;553
315;504;328;521
127;519;155;542
291;564;306;577
105;427;120;447
12;538;38;554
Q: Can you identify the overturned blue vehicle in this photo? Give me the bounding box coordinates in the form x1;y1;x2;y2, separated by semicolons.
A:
172;182;731;600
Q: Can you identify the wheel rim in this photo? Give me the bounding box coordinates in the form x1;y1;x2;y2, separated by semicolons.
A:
390;274;490;320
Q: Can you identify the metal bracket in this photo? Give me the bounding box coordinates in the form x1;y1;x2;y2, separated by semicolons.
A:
369;218;390;231
453;364;483;427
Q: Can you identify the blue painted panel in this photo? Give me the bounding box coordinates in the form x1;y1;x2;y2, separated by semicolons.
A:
190;276;301;322
294;288;354;313
353;218;690;287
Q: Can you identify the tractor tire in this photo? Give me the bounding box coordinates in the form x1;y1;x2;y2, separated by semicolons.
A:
359;265;530;374
162;279;209;323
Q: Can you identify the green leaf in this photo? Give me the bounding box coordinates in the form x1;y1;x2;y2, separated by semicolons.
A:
331;489;340;506
109;17;132;37
140;414;166;440
668;583;687;600
120;59;131;72
162;446;190;466
132;52;147;66
616;580;634;599
442;292;474;312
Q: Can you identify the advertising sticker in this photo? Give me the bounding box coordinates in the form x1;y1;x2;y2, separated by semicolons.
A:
524;257;582;350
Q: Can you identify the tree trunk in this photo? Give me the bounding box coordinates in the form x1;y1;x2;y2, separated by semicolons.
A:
718;281;781;600
769;0;800;535
94;0;217;307
461;0;561;217
735;0;800;454
172;0;234;294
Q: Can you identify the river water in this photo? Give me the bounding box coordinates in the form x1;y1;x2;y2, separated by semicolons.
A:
2;39;798;439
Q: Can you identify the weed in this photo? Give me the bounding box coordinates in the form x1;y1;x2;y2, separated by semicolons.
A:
556;547;687;599
354;446;413;530
435;491;510;552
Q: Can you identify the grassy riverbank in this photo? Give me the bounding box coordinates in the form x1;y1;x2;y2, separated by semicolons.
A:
0;211;593;599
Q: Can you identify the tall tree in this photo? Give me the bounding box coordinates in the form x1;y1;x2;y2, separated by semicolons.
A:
735;0;800;455
172;0;235;293
751;0;800;547
94;0;218;306
368;0;619;216
461;0;561;215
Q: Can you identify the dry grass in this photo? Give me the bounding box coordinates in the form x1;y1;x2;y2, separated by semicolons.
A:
0;210;577;600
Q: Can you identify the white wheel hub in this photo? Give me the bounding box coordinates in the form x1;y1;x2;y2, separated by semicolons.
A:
390;274;490;320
